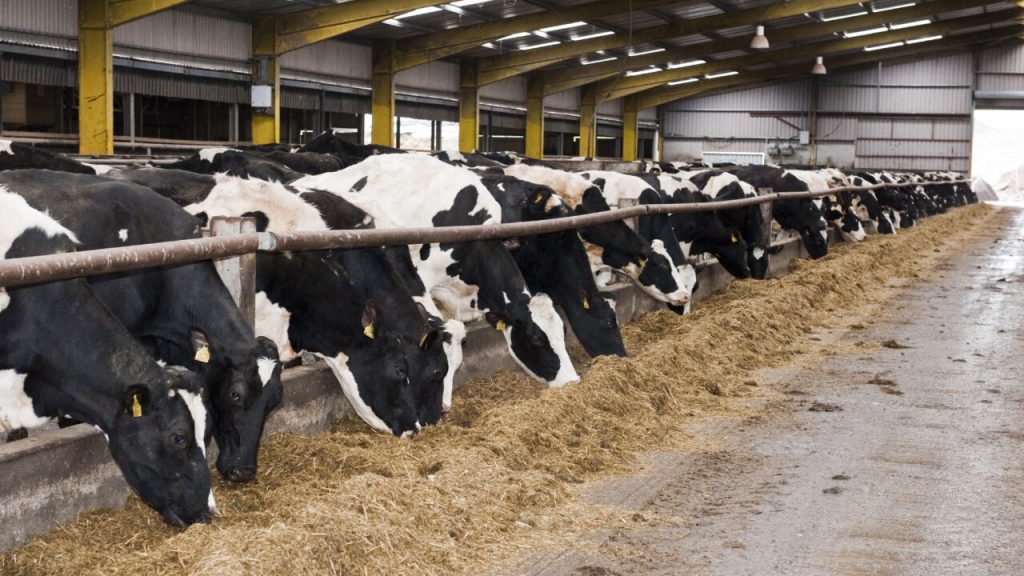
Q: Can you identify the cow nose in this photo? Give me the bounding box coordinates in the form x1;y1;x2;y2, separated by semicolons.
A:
196;509;214;524
225;465;257;483
161;508;186;528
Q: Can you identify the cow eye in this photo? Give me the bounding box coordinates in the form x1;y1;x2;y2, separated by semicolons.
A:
230;391;242;403
172;433;187;447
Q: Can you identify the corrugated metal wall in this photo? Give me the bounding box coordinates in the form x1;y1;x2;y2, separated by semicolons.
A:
115;10;250;61
0;0;76;37
663;52;979;171
977;42;1024;92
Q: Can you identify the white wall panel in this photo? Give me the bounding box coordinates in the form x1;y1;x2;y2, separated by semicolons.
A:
980;42;1024;73
545;88;579;112
665;79;810;112
0;0;75;37
879;54;972;87
817;115;856;141
395;60;459;95
597;99;622;117
816;143;856;169
280;40;371;81
480;76;526;102
819;85;878;114
115;10;250;61
878;87;972;115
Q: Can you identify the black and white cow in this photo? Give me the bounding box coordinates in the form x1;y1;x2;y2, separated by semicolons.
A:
432;150;509;169
165;148;304;183
848;172;901;234
786;169;866;243
725;165;829;260
294;154;580;388
0;139;95;174
476;171;626;357
577;170;698;311
641;173;752;280
110;168;451;434
2;169;284;483
680;169;771;279
502;164;692;307
0;188;214;526
300;131;404;163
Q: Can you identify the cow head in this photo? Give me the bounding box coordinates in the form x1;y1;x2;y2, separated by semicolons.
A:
794;200;829;259
633;240;692;307
564;286;625;357
405;326;450;427
107;369;214;527
194;330;283;483
487;293;579;388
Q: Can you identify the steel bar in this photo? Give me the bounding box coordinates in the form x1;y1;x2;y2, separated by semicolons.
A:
0;180;967;288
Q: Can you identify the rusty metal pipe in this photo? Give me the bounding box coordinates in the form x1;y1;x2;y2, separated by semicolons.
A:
0;180;967;288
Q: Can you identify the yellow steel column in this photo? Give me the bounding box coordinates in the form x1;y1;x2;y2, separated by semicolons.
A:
525;73;544;158
371;39;396;147
578;85;598;159
251;17;280;145
78;0;114;155
459;59;480;153
622;95;639;161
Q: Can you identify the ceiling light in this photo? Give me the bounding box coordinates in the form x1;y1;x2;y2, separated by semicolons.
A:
820;10;869;22
811;56;827;75
628;47;666;57
451;0;490;5
705;70;739;79
581;56;618;65
498;32;531;41
872;2;916;13
906;34;942;44
625;67;663;77
396;6;442;18
864;41;904;51
571;30;615;41
750;25;770;49
843;26;888;38
667;59;706;69
668;78;699;86
889;19;930;30
519;40;561;51
538;21;587;33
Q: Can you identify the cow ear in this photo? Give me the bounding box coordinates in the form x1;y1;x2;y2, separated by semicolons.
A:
123;384;151;418
190;329;211;364
361;304;378;339
484;311;511;332
418;329;441;351
255;336;280;360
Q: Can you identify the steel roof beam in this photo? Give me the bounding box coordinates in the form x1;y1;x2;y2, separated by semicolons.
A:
476;0;871;85
541;0;995;96
634;26;1022;110
597;9;1016;103
392;0;679;72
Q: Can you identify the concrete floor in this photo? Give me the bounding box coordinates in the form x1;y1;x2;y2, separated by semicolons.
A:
512;207;1024;576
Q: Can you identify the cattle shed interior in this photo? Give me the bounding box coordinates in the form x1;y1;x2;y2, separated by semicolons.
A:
2;1;1024;574
0;0;1020;171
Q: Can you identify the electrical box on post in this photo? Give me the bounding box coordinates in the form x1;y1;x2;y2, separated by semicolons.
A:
798;130;810;145
251;85;273;109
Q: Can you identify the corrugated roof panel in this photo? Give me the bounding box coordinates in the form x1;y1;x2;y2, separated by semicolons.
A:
0;0;76;37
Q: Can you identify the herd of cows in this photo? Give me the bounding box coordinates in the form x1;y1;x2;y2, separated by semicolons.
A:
0;135;975;528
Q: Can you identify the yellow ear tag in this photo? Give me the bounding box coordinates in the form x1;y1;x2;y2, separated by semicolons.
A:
582;296;590;310
363;324;375;339
731;233;738;243
638;257;648;267
194;344;210;364
533;193;544;204
419;333;429;348
495;320;506;331
131;394;143;418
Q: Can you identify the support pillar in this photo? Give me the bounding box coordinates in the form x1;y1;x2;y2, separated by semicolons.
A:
622;95;639;162
371;39;396;147
459;59;480;153
579;85;598;159
78;0;114;155
251;17;280;145
525;73;545;159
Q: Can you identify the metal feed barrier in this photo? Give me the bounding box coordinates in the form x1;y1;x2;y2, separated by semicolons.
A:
0;180;965;289
0;176;967;551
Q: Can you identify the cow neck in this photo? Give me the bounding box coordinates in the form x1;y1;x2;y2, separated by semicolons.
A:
332;248;429;340
450;239;528;318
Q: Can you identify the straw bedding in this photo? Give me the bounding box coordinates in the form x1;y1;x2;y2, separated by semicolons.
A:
0;204;1000;576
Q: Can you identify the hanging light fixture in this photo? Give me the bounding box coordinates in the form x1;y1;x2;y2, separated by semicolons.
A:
750;25;769;49
811;56;827;75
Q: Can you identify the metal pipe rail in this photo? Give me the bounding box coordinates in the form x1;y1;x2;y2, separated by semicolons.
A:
0;179;967;288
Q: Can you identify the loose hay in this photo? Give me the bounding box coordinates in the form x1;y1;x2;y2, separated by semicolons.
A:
0;204;1002;576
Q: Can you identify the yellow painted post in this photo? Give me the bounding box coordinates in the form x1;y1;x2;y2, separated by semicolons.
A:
459;59;480;153
371;39;396;147
578;85;598;159
622;96;639;162
525;73;544;158
251;17;280;145
78;0;114;155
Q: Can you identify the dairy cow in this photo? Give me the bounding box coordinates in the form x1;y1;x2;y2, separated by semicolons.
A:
165;148;304;183
681;169;771;279
0;139;95;174
0;188;214;526
3;169;284;482
475;171;626;357
111;168;449;433
785;169;866;243
294;155;580;388
502;164;691;307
